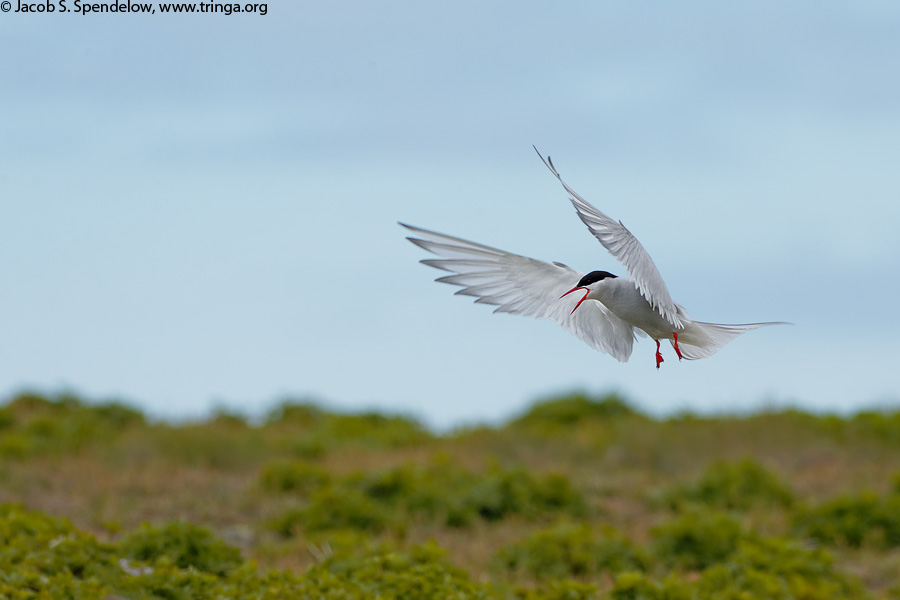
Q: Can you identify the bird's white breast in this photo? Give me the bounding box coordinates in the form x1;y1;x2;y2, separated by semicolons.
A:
593;278;680;338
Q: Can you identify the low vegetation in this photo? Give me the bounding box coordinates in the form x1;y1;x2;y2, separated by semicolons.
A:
2;390;900;598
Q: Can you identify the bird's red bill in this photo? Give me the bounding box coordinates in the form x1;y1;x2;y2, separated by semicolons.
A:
560;286;591;315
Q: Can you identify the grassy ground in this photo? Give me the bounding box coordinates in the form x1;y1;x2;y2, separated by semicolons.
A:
1;391;900;599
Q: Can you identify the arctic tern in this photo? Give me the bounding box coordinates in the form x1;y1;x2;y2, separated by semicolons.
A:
401;148;785;368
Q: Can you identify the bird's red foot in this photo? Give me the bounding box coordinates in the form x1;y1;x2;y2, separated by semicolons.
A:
673;332;683;361
655;339;664;369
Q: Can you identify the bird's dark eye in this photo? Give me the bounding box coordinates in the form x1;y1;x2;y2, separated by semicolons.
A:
577;270;617;287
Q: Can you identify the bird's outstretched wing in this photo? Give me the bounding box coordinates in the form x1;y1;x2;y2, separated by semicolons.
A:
534;147;684;329
401;223;636;361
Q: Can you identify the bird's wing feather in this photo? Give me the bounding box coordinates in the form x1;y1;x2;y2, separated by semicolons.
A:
534;147;684;329
401;223;635;361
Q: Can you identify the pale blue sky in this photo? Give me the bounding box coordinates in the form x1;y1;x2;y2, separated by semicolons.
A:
2;2;898;427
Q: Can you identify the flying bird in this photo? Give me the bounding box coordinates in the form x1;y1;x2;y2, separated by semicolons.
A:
401;148;785;368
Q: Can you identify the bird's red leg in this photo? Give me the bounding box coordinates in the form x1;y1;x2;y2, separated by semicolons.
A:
655;339;664;369
673;332;683;361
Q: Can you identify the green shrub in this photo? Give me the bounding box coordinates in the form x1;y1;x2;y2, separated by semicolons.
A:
264;400;432;450
87;400;147;428
209;407;250;428
846;411;900;444
697;537;866;599
0;433;30;459
290;436;329;459
326;412;432;448
493;523;645;579
0;504;119;598
258;460;331;494
0;406;14;430
0;392;146;459
1;392;145;428
813;410;900;446
2;391;79;417
5;500;866;600
514;579;602;600
112;565;226;600
609;572;691;600
269;461;585;535
607;538;865;600
355;462;583;527
146;423;269;469
0;505;494;599
441;464;584;527
356;463;424;503
457;467;586;524
651;511;749;571
347;461;470;525
117;521;243;577
669;458;795;510
794;492;900;549
302;542;491;599
510;392;640;429
272;487;394;536
264;400;325;426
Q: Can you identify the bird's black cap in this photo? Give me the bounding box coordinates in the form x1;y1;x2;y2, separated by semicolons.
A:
576;270;617;287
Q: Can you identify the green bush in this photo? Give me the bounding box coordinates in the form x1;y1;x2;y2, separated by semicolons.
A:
607;537;865;600
514;579;602;600
269;461;585;535
511;392;640;429
812;410;900;446
264;400;432;450
457;467;586;524
113;566;227;600
433;463;584;527
650;511;749;571
0;505;496;599
2;392;80;417
0;503;119;598
0;433;30;459
845;411;900;444
117;521;244;577
669;458;795;510
794;492;900;549
258;460;331;494
7;394;899;599
300;542;492;599
209;406;250;428
609;572;691;600
2;501;497;597
87;400;147;429
264;400;325;427
346;461;468;525
147;423;269;469
697;537;866;599
493;523;645;579
0;405;14;430
0;392;146;459
272;487;394;536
